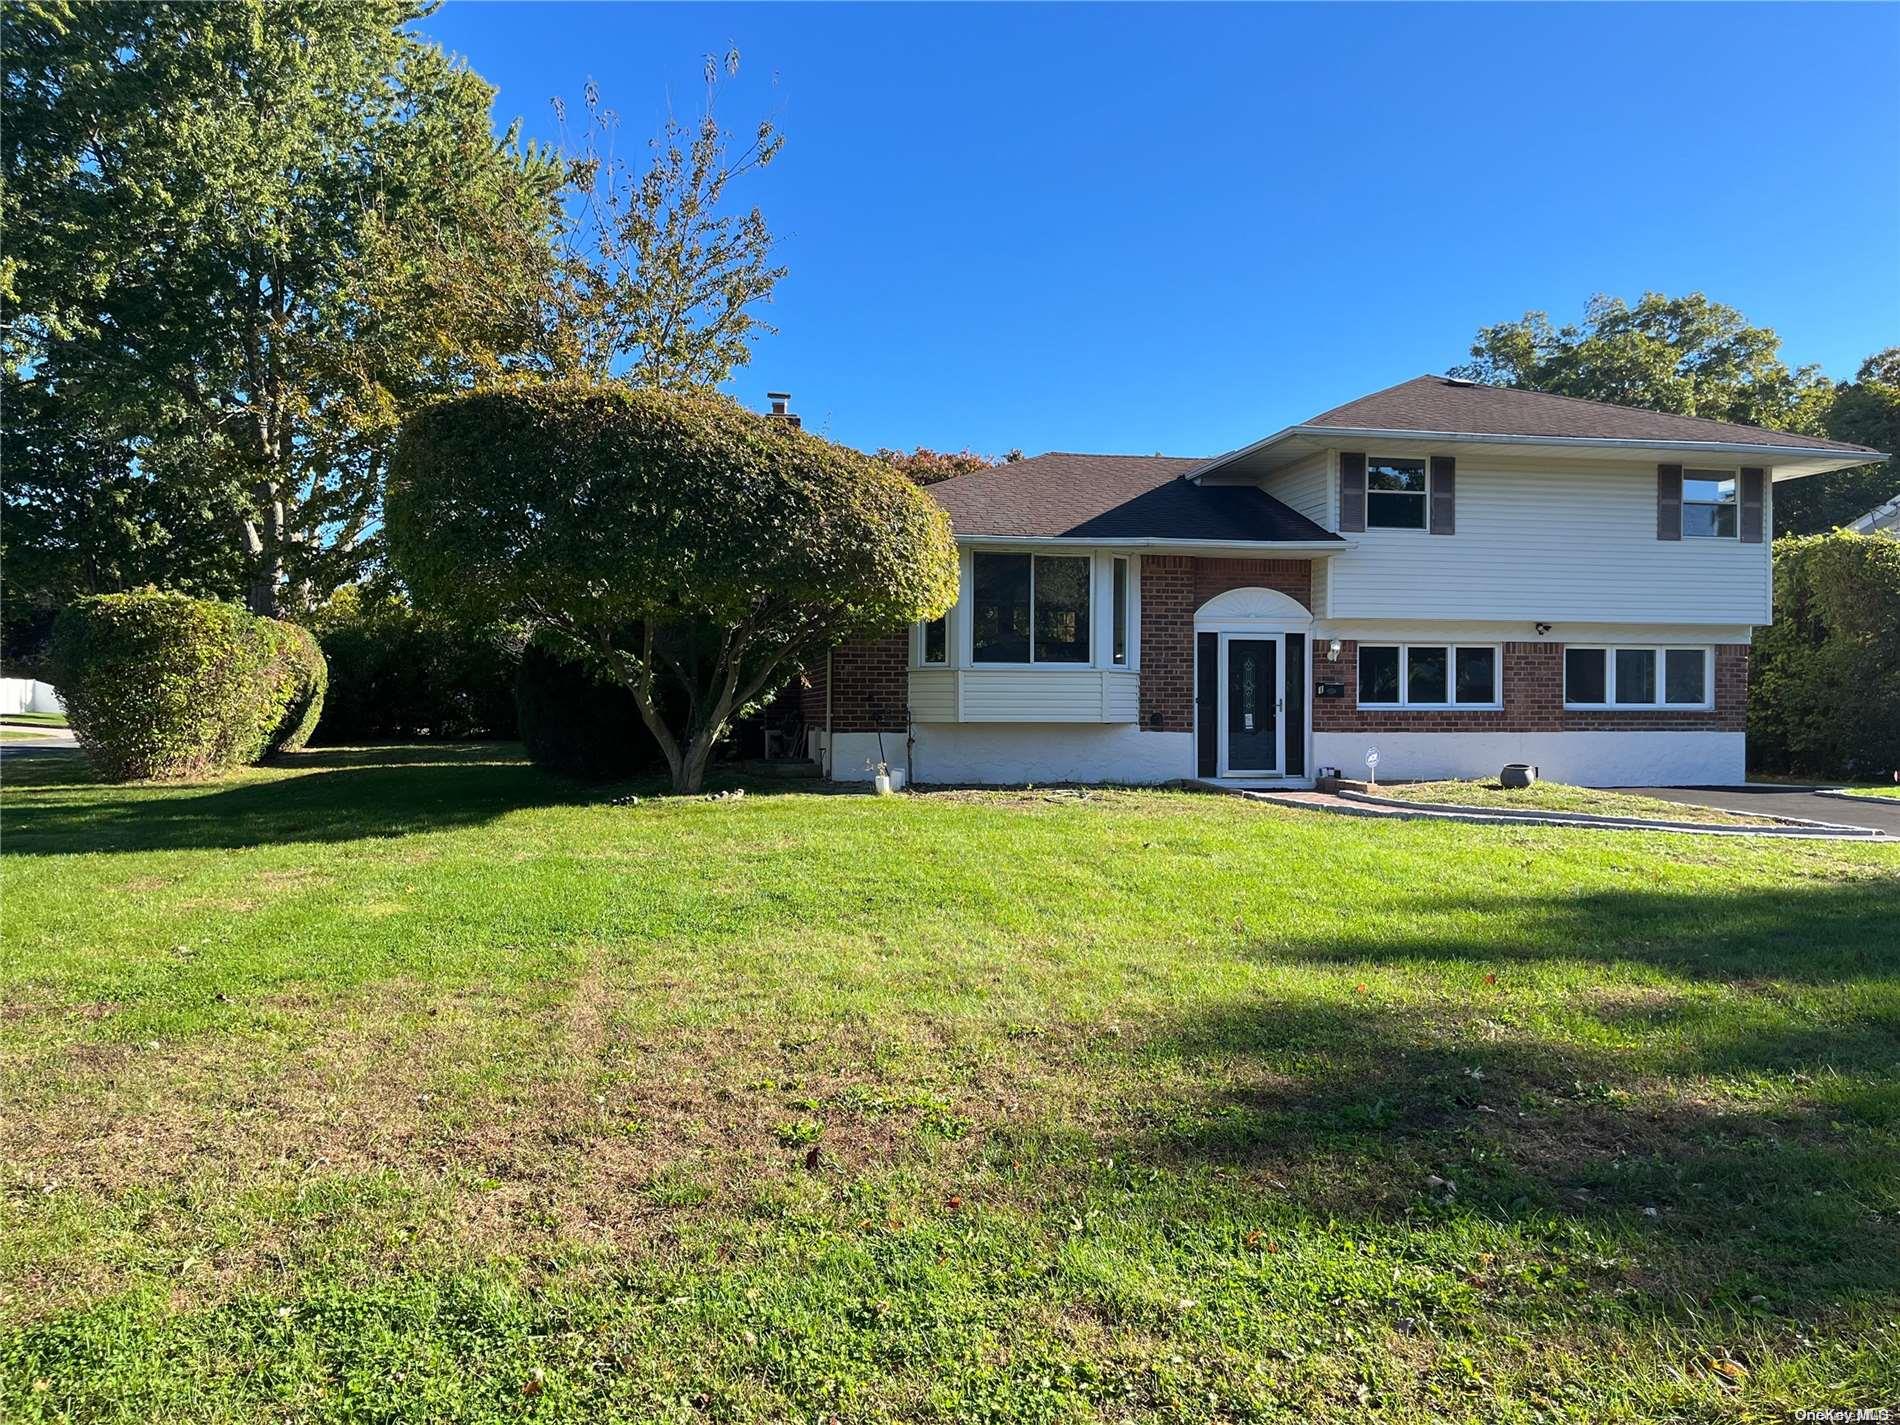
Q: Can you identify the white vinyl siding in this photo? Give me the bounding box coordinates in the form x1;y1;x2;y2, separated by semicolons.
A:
1324;453;1773;624
907;669;1140;723
1264;449;1332;526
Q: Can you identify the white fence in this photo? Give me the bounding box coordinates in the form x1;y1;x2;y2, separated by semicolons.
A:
0;678;65;716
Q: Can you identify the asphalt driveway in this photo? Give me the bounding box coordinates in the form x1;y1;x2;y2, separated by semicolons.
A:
1628;784;1900;835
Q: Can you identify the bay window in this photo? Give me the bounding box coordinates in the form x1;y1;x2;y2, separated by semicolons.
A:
1564;646;1711;709
963;551;1124;667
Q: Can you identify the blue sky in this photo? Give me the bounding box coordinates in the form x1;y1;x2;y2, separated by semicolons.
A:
419;2;1900;460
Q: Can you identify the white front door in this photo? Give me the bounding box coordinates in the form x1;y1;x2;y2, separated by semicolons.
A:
1218;632;1283;776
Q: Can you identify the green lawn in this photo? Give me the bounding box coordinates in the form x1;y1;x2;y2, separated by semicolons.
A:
0;728;55;742
3;745;1897;1422
1374;779;1776;826
0;711;69;727
1835;785;1900;800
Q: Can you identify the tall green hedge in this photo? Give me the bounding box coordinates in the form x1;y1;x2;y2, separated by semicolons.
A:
310;586;519;743
50;592;328;780
1750;532;1900;780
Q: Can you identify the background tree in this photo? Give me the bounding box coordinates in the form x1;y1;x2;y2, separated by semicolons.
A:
1776;347;1900;533
1450;294;1894;534
875;446;1022;486
3;0;566;616
386;384;958;792
546;50;786;388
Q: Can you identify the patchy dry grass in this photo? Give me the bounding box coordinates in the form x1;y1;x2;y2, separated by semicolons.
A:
2;745;1897;1422
1375;777;1780;825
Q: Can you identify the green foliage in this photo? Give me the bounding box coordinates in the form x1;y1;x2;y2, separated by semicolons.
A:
1777;346;1900;535
310;587;519;743
263;621;328;756
388;382;957;791
875;446;1020;486
514;638;662;781
48;592;322;780
3;0;566;614
1450;292;1833;430
1750;532;1900;778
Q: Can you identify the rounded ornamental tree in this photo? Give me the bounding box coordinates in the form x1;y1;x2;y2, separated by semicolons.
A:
386;383;958;792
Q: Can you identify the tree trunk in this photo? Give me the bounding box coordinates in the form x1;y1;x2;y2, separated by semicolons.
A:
246;484;284;617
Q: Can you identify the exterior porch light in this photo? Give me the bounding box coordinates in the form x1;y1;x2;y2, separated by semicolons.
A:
1327;637;1342;662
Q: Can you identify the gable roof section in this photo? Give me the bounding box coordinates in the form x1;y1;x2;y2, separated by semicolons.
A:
924;452;1343;543
1305;375;1880;455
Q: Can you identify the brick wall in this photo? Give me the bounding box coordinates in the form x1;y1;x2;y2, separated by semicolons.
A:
1312;639;1746;734
1139;556;1314;731
807;633;908;733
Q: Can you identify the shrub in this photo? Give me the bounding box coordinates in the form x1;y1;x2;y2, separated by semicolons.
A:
387;383;956;791
1750;532;1900;779
514;638;660;781
49;592;321;780
311;587;520;744
264;620;328;755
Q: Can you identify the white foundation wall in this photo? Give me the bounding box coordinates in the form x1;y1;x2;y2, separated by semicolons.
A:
817;726;1195;785
1313;730;1746;788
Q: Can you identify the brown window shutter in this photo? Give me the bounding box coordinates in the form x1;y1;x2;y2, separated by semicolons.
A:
1657;464;1682;540
1429;455;1455;534
1739;467;1765;543
1339;453;1366;533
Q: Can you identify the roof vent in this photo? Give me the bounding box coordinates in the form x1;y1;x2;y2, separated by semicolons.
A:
1442;376;1479;388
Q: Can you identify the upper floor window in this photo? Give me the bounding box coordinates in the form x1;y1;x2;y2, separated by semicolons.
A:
972;552;1090;664
1366;457;1428;529
1682;470;1738;538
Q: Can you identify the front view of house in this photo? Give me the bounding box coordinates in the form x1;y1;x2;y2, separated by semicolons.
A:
804;376;1883;788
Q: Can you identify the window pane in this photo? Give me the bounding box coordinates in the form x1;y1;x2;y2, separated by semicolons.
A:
1683;474;1738;538
1033;555;1090;663
1407;646;1449;704
1614;648;1657;705
1358;645;1400;704
971;553;1031;663
922;616;947;665
1367;458;1427;492
1454;646;1496;704
1683;501;1738;538
1682;474;1736;504
1112;558;1128;666
1664;648;1706;704
1366;491;1427;529
1565;648;1606;704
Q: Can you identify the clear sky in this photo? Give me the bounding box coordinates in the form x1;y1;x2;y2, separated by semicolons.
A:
418;2;1900;460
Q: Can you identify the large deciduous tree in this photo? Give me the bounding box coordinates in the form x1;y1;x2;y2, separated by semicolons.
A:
1449;295;1896;534
385;384;958;793
2;0;566;616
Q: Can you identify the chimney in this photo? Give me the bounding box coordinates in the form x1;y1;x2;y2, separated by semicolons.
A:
765;391;801;429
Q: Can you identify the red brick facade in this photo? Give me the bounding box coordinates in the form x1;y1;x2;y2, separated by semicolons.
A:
1139;556;1314;731
799;633;908;733
1311;640;1747;734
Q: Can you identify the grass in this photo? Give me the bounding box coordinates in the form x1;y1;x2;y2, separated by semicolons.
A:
1834;784;1900;800
1374;778;1778;826
0;729;55;742
2;744;1897;1422
1;711;68;727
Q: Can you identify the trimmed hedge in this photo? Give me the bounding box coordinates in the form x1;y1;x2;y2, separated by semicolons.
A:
50;592;328;780
1750;532;1900;779
514;638;664;781
311;587;519;743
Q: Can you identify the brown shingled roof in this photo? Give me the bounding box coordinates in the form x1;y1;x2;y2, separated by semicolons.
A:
925;453;1341;543
1306;375;1880;455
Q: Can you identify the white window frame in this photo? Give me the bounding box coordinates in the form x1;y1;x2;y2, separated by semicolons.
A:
1364;454;1431;532
1355;643;1502;710
914;548;1140;671
1562;645;1715;710
1681;468;1740;540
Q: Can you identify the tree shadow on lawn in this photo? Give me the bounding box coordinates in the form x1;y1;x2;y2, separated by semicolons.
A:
1101;963;1900;1315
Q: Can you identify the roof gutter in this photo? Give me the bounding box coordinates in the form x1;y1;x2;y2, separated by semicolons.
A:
953;534;1353;554
1188;426;1885;480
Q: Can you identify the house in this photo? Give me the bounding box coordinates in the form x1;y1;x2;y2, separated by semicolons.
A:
802;376;1886;788
1846;492;1900;536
